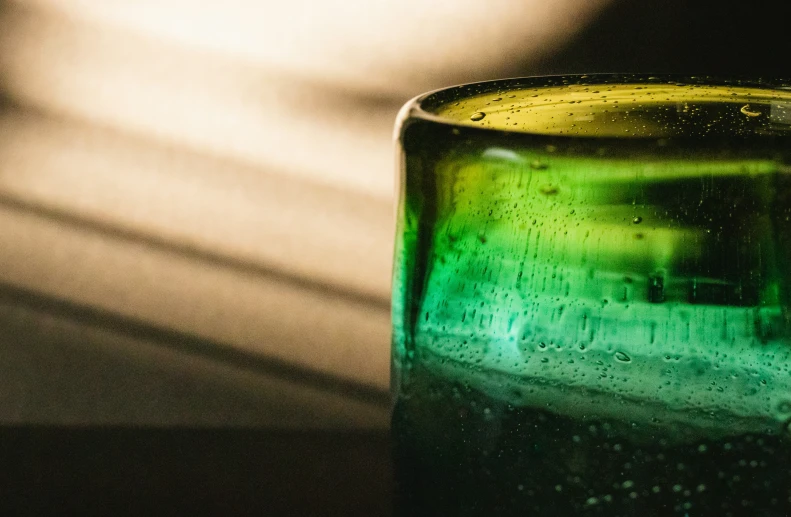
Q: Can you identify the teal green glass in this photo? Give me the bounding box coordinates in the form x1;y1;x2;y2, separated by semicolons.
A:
391;75;791;516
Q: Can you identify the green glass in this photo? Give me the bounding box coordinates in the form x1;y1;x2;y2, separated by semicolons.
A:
391;75;791;516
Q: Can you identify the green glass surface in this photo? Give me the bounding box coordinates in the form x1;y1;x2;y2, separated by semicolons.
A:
392;75;791;516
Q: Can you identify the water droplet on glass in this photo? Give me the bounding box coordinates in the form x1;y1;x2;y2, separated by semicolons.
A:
740;104;761;117
540;184;559;196
530;160;548;170
632;216;643;224
470;112;486;121
615;351;632;363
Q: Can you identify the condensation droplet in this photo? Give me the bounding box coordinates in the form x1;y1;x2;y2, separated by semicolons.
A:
615;351;632;363
470;112;486;121
632;216;643;224
740;104;761;117
540;184;559;196
530;160;548;170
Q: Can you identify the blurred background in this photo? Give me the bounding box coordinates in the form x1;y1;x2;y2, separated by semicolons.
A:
0;0;786;429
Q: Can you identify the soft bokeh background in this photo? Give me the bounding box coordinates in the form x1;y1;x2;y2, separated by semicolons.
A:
0;0;787;428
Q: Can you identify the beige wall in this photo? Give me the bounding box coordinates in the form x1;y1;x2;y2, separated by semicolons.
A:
0;0;608;426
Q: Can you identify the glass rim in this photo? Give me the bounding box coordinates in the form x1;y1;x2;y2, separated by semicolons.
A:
398;73;791;140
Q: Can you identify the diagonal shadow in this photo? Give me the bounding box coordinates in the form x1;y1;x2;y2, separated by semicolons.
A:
0;191;390;312
0;279;391;408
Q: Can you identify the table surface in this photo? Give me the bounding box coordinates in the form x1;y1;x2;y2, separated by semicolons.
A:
0;428;393;517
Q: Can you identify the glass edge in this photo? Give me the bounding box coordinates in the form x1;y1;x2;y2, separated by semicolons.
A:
395;73;791;137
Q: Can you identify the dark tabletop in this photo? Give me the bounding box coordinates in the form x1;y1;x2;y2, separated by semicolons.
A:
0;428;392;517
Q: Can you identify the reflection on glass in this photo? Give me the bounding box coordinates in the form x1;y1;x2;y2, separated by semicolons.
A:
393;75;791;516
